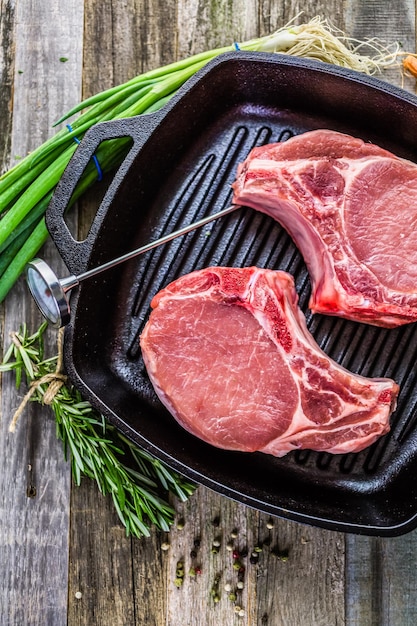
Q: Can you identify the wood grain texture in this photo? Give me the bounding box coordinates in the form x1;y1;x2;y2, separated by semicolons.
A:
68;480;136;625
0;1;83;624
346;534;417;626
2;1;417;625
0;0;15;173
343;3;417;626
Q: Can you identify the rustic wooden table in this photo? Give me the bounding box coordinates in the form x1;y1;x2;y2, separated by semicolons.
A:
1;1;417;624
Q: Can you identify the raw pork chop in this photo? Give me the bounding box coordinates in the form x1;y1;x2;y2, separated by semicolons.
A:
232;129;417;328
140;266;399;457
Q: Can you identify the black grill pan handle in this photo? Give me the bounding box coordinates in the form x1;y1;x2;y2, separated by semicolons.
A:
46;113;164;276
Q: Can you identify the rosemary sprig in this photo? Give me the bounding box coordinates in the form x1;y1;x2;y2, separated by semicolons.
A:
0;322;196;538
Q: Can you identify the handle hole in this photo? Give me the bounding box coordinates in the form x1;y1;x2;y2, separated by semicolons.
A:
63;136;134;242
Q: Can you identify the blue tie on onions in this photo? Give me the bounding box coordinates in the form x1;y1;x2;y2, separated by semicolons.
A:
0;16;401;302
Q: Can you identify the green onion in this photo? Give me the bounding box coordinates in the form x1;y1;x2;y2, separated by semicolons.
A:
1;323;196;537
0;17;399;302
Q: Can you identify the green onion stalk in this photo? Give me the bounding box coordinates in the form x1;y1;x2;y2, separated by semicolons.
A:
0;17;399;302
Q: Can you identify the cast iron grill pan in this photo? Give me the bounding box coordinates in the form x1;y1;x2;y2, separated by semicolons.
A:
46;53;417;536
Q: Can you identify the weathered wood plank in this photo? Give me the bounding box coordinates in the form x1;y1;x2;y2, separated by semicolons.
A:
176;0;258;55
345;0;416;86
1;0;412;624
346;534;417;626
0;1;84;624
344;3;417;626
68;480;136;625
258;0;345;33
0;0;15;173
153;492;344;626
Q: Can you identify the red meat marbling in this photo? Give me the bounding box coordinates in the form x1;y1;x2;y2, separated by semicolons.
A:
140;266;399;457
232;129;417;328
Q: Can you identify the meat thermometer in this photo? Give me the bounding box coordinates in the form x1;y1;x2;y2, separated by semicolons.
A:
26;204;240;328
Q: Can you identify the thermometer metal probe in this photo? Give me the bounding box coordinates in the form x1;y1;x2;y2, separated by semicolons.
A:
26;204;240;328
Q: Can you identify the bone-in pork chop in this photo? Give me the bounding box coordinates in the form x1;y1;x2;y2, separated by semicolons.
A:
140;267;399;457
232;129;417;328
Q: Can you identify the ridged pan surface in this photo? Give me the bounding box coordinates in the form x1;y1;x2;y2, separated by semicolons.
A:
47;52;417;536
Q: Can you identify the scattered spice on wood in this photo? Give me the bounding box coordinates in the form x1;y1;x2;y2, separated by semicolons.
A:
212;515;221;527
270;546;290;561
210;573;221;603
174;560;185;587
250;552;259;565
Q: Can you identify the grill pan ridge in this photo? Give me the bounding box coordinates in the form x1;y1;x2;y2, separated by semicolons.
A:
46;52;417;536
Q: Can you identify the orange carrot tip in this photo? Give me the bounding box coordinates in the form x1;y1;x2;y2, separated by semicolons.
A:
403;55;417;77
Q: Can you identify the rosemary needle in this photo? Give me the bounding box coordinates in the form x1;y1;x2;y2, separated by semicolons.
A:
0;322;196;538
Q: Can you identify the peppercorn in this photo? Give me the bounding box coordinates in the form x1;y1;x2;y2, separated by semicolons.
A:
175;561;185;579
188;563;202;577
210;574;221;602
279;550;289;562
271;546;290;561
